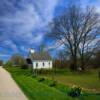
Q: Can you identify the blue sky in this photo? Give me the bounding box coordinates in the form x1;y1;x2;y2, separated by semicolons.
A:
0;0;100;61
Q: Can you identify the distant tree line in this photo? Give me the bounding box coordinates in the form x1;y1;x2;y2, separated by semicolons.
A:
5;54;28;69
53;50;100;70
4;50;100;73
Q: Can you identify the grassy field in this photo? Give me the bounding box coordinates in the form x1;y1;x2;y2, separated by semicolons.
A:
41;69;100;92
5;67;100;100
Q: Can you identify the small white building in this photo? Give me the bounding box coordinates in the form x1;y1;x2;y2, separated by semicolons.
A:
28;51;53;69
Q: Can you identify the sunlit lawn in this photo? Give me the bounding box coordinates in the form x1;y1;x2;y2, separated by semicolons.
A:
40;68;100;92
5;67;100;100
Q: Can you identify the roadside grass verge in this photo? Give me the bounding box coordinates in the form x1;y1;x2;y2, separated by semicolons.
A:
5;67;70;100
5;67;100;100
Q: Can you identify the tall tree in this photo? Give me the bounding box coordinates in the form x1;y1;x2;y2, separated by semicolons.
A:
10;54;26;67
48;5;100;71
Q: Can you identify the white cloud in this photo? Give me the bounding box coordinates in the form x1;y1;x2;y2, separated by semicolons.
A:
0;0;59;53
1;40;18;52
20;46;28;52
0;54;11;57
96;6;100;14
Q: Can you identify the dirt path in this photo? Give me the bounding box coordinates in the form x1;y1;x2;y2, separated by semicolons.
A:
0;67;28;100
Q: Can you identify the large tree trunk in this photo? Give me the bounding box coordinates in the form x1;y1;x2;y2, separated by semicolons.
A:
80;54;85;71
80;61;85;71
70;55;78;71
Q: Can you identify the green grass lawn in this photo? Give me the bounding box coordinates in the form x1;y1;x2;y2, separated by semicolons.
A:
41;69;100;92
5;67;100;100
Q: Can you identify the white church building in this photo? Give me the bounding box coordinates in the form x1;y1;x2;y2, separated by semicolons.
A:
27;49;53;69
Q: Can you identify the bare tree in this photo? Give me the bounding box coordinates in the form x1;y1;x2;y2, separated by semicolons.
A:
10;54;26;67
48;5;100;71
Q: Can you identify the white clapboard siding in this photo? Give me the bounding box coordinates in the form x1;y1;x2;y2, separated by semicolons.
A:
32;60;52;69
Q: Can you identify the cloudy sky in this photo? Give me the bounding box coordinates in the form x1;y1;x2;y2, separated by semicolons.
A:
0;0;100;61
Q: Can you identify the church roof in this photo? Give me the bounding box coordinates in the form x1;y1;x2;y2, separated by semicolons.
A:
30;52;52;60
